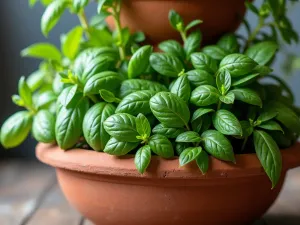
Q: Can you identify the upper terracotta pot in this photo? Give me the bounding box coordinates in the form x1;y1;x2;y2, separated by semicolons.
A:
106;0;249;45
36;143;300;225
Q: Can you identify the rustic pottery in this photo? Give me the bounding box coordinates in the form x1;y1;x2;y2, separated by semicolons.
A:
36;142;300;225
106;0;249;45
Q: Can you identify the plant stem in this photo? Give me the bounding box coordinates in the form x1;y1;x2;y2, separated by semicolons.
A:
78;10;90;39
112;2;126;61
180;31;187;42
241;136;248;151
244;17;265;50
217;100;222;110
185;123;191;131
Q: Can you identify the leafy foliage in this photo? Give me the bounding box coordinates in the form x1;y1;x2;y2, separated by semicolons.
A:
1;0;299;187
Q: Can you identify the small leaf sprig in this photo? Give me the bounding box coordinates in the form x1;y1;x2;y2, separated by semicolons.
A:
1;0;300;188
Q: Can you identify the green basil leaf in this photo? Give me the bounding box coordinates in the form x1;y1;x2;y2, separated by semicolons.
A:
191;117;203;133
41;0;68;36
35;91;57;109
230;88;262;107
116;90;156;115
0;111;33;149
136;113;151;137
184;30;202;59
18;76;33;107
103;113;139;142
152;124;184;138
100;89;118;103
32;110;55;143
212;109;242;136
175;143;190;156
12;95;24;107
135;145;152;174
240;120;254;137
21;43;62;61
158;40;185;60
191;52;218;74
196;150;209;174
53;74;66;95
150;92;190;128
80;56;116;84
245;1;259;14
269;131;292;149
253;65;273;76
202;45;227;61
55;96;89;149
84;71;122;95
186;69;215;87
27;70;46;92
245;41;278;65
232;73;260;87
128;45;153;79
168;10;183;31
104;137;139;156
150;53;184;77
72;0;88;13
185;20;202;32
219;54;258;77
170;74;191;102
190;85;220;106
217;34;239;54
62;26;83;60
201;130;235;162
258;120;284;133
64;85;78;107
253;130;282;188
83;103;115;151
149;134;174;158
257;110;278;123
176;131;201;143
191;108;215;123
219;92;235;104
179;147;202;166
216;70;231;95
57;85;80;109
97;0;113;13
120;79;168;98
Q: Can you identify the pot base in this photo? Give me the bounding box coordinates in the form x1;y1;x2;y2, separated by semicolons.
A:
36;143;300;225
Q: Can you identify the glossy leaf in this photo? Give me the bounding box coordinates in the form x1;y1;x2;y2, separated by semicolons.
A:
217;34;239;53
230;88;262;107
216;70;231;95
245;41;278;65
191;52;218;74
83;103;115;151
18;76;33;107
168;10;183;31
135;145;152;174
212;109;242;136
240;120;254;137
191;108;215;123
152;124;184;138
184;30;202;59
201;130;235;162
186;69;215;87
232;73;260;87
158;40;185;60
104;137;139;156
99;89;118;103
258;120;284;133
103;113;139;142
196;150;209;174
179;147;202;166
0;111;33;149
136;113;151;137
62;26;83;60
176;131;201;143
190;85;220;106
150;53;184;77
202;45;227;61
219;54;258;77
170;74;191;102
149;134;174;158
253;130;282;188
21;43;62;61
185;20;202;32
116;90;156;115
128;45;153;79
32;110;55;143
219;92;235;104
150;92;190;128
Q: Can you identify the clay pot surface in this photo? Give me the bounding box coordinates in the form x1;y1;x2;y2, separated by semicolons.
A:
106;0;249;45
36;143;300;225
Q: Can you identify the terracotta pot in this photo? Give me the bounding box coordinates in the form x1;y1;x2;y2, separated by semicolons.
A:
36;143;300;225
106;0;250;45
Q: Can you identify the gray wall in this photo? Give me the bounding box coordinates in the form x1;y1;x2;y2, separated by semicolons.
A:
0;0;299;158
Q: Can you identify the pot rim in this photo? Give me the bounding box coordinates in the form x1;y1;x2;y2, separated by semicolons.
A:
36;142;300;179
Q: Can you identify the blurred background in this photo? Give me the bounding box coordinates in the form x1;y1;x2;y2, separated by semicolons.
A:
0;0;299;158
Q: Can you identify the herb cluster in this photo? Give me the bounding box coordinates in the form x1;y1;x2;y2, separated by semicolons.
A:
1;0;300;187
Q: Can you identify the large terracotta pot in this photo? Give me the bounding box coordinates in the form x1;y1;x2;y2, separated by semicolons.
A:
106;0;249;45
36;143;300;225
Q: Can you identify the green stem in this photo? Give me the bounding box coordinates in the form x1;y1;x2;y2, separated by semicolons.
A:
112;3;126;61
185;123;191;131
78;10;90;39
241;136;249;152
217;100;222;110
180;31;187;42
244;17;265;50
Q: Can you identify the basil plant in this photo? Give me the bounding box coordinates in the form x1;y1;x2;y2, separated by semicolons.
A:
1;0;300;188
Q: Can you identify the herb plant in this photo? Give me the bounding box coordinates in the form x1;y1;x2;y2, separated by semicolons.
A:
1;0;300;188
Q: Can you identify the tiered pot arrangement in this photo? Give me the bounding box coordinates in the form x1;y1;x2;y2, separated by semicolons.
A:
1;0;300;225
